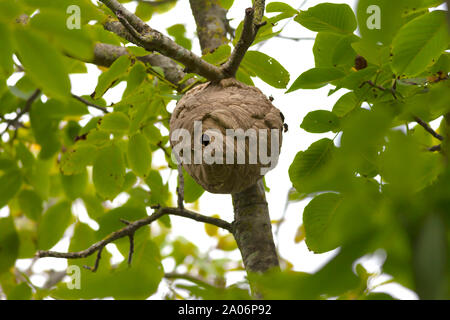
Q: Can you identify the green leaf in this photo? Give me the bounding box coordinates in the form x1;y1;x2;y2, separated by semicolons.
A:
13;28;70;99
202;44;231;65
97;206;147;239
60;169;88;200
29;100;61;160
288;138;335;193
0;169;23;208
183;170;205;203
266;2;298;15
17;189;43;221
92;144;126;199
7;282;32;300
61;143;97;175
68;222;97;268
124;62;147;98
332;92;361;117
94;55;130;99
351;41;391;66
0;22;14;78
241;51;290;89
52;237;163;299
167;24;192;50
218;0;234;10
81;195;105;220
414;214;447;299
303;193;342;253
99;112;130;134
145;170;169;206
0;217;19;274
313;32;346;68
392;11;449;77
287;68;345;92
294;3;357;34
37;201;72;250
127;132;152;177
301;110;340;133
30;10;94;61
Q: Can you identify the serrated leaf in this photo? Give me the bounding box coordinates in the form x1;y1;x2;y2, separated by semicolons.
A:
37;201;72;250
128;132;152;177
92;144;125;199
294;3;356;34
94;55;130;99
301;110;340;133
14;28;70;99
392;11;449;77
241;51;289;88
218;0;234;10
287;68;345;92
0;217;19;274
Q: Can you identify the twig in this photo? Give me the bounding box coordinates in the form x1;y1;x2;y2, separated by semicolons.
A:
0;89;40;137
177;163;184;210
428;144;441;152
71;94;109;113
36;207;232;271
164;272;216;289
221;1;267;77
414;116;444;141
83;246;103;272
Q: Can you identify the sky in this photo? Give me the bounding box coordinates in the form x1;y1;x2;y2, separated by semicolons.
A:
6;0;425;299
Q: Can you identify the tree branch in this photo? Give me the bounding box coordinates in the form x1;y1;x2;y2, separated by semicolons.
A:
0;89;41;137
414;116;444;141
90;43;194;91
71;94;109;113
99;0;225;81
221;1;266;77
189;0;230;54
35;207;232;270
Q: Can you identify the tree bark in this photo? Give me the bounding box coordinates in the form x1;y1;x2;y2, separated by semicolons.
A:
232;180;279;273
189;0;230;54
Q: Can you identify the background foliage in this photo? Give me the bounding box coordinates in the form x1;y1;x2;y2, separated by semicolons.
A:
0;0;449;300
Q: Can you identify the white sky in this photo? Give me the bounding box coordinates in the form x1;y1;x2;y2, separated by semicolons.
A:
7;0;424;299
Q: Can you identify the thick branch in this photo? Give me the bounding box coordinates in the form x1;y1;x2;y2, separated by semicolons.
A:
36;207;232;266
189;0;229;54
221;1;266;77
91;43;193;90
99;0;225;81
231;179;279;273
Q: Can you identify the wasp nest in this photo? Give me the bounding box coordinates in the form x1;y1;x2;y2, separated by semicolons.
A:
170;78;283;194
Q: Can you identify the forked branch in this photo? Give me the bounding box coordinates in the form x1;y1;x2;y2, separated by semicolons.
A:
36;207;232;271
